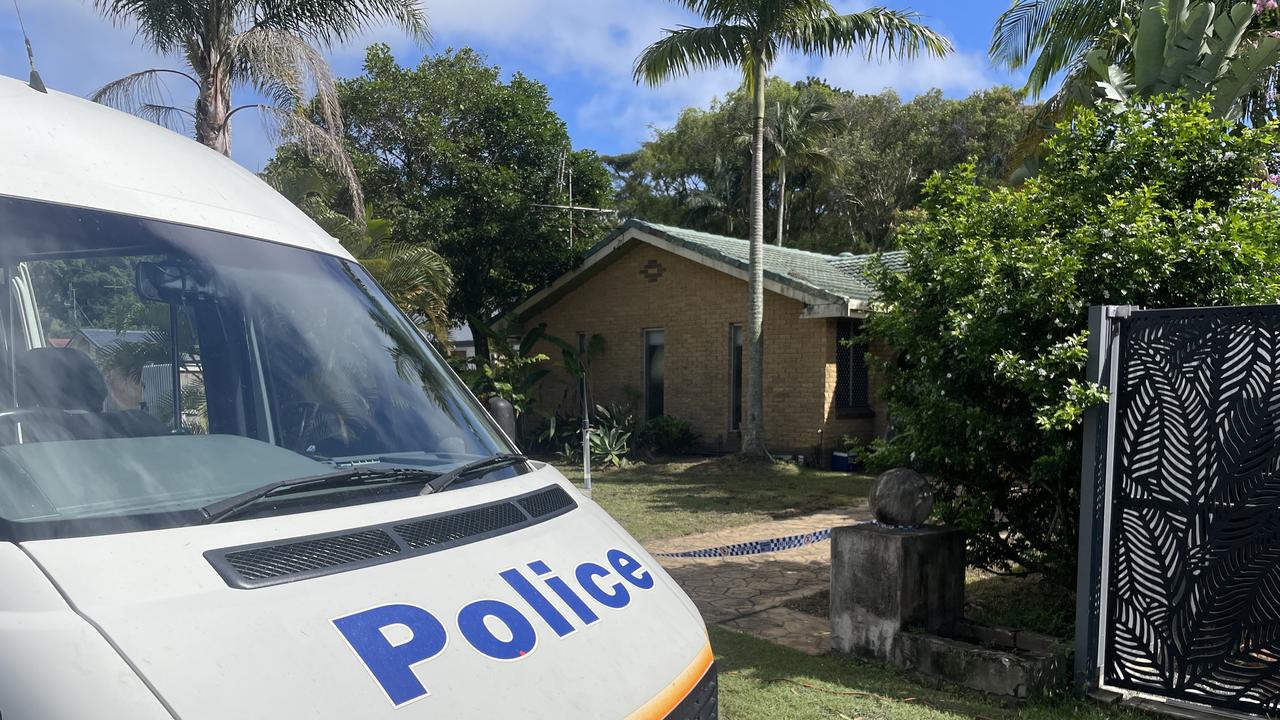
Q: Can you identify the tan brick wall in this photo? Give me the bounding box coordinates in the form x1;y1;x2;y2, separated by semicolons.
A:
521;240;886;456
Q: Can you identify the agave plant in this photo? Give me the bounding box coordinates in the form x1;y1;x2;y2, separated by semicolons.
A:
1084;0;1280;119
1006;0;1280;178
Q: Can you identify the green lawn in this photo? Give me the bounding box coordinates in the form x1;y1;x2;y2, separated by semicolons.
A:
711;626;1146;720
785;571;1077;642
555;457;872;542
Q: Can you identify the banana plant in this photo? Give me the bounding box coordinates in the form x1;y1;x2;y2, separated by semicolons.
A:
1084;0;1280;119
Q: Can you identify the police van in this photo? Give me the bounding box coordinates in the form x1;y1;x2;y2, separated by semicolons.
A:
0;74;716;719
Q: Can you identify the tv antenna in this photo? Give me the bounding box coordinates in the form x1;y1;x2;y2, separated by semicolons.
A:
12;0;47;93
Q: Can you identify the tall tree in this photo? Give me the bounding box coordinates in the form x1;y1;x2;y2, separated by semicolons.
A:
634;0;950;458
763;89;841;245
332;46;613;358
91;0;426;220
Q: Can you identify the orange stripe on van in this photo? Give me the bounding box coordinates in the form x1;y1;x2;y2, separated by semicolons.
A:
625;642;715;720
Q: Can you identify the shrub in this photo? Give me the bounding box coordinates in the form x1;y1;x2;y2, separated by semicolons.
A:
639;415;700;456
867;96;1280;588
543;404;635;469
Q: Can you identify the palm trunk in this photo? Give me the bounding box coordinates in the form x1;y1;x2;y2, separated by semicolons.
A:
775;159;787;247
740;60;768;459
194;67;232;156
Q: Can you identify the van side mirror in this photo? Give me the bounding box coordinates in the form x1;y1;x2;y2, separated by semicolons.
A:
136;261;218;303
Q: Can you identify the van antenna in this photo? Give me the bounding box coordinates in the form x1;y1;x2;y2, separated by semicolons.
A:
12;0;47;93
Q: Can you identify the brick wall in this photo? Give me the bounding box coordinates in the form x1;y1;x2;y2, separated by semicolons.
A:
520;239;888;456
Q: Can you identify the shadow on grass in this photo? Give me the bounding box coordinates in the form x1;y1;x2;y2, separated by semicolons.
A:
574;455;871;518
709;626;1152;720
965;573;1075;640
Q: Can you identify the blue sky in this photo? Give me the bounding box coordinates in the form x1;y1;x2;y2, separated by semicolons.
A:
0;0;1028;172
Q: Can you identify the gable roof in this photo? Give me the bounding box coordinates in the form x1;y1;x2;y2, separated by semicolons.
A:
509;219;904;322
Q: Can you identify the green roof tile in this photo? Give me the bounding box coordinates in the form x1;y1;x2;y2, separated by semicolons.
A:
599;220;902;304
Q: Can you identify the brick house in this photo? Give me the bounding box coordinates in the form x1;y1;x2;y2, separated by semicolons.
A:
506;220;902;457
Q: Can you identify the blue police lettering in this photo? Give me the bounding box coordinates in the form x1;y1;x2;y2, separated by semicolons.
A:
529;560;600;625
608;548;654;589
333;548;654;706
499;567;576;637
457;599;538;660
332;603;448;706
574;562;629;608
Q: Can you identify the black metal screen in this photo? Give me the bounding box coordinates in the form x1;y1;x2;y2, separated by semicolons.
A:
1098;305;1280;715
836;319;869;411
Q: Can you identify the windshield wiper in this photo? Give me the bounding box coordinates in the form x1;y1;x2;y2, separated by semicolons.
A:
200;467;434;524
419;454;527;496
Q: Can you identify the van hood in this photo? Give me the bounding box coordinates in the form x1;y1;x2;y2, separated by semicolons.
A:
20;465;711;719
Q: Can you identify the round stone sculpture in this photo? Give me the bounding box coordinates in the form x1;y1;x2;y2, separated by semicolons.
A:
869;468;934;527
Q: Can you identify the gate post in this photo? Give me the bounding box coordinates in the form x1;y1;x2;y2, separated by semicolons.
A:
1073;305;1134;692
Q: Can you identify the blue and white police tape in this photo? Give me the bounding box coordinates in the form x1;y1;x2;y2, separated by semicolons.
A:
651;528;831;558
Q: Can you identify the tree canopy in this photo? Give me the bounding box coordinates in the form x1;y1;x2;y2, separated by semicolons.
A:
867;97;1280;587
329;45;613;356
609;80;1032;253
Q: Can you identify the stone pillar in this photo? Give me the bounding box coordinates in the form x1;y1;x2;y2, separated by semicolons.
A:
830;523;965;661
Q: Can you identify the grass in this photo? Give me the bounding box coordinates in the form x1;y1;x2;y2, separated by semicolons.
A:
965;571;1076;640
555;456;872;542
710;625;1148;720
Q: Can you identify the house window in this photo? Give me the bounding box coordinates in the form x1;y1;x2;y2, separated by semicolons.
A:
644;329;665;420
836;319;870;413
729;324;743;431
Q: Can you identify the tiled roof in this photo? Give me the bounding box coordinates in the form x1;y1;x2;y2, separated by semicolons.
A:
597;220;903;304
77;328;152;350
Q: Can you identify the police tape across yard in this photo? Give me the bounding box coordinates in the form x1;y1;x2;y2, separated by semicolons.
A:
651;529;832;559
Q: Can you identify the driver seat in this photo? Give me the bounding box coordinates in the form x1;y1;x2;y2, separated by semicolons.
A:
14;347;167;441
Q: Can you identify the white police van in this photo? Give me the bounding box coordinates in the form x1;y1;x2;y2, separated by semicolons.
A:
0;74;716;719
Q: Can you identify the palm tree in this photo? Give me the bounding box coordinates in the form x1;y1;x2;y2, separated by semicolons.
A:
634;0;950;457
989;0;1136;101
90;1;427;221
764;91;841;246
263;165;454;345
993;0;1280;177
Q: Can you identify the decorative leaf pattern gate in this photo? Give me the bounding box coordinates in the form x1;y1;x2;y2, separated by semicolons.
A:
1079;305;1280;717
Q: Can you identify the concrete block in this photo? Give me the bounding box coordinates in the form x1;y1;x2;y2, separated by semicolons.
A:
830;523;964;659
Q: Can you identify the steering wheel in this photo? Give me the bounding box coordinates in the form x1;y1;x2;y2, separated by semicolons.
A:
0;407;83;444
279;401;370;456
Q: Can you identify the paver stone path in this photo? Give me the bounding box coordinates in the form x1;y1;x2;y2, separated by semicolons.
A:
644;506;870;655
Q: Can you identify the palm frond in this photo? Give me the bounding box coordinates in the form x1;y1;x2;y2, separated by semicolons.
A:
230;27;345;132
137;103;196;133
673;0;759;25
90;68;198;113
93;1;201;52
780;9;954;61
257;105;365;224
991;0;1139;98
249;0;429;47
633;23;754;86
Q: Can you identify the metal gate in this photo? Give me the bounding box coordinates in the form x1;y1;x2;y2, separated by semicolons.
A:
1077;305;1280;718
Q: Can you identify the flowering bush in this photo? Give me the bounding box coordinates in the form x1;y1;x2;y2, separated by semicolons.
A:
867;97;1280;587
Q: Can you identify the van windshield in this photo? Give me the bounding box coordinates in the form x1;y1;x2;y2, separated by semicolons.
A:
0;196;515;539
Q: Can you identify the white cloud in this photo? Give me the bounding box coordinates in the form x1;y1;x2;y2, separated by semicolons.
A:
1;0;1004;167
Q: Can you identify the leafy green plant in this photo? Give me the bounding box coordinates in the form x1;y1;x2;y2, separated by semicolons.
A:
457;320;551;421
590;426;632;469
638;415;701;456
544;404;636;469
867;96;1280;588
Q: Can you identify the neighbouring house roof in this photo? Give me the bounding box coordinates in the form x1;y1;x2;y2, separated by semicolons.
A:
76;328;151;351
509;219;904;322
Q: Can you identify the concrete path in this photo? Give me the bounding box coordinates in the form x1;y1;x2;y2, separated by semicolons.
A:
645;507;871;655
